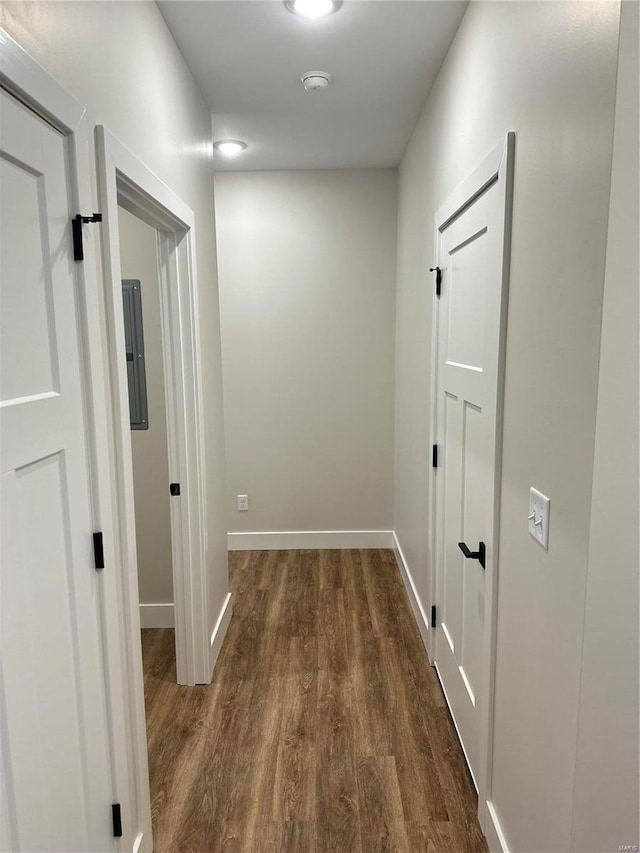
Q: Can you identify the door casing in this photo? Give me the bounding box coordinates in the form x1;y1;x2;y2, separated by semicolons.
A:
96;126;212;690
428;133;515;833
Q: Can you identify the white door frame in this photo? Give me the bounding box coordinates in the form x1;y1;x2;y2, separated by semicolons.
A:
428;133;515;833
95;126;210;688
0;28;152;853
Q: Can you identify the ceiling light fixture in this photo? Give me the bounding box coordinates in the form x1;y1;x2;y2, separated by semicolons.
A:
285;0;342;19
213;139;248;157
300;71;332;91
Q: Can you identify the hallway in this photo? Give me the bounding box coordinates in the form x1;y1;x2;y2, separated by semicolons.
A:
1;1;637;849
142;549;487;851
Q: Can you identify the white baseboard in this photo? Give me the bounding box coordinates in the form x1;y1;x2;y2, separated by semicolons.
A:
139;603;174;629
392;532;432;659
227;530;394;551
209;592;233;676
485;801;510;853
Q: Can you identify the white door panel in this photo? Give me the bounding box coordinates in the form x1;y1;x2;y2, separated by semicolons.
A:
433;136;513;797
1;88;114;851
436;188;496;779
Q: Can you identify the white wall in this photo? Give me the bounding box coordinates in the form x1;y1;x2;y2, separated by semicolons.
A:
215;169;397;538
118;207;173;609
571;3;639;849
0;0;229;653
393;2;622;851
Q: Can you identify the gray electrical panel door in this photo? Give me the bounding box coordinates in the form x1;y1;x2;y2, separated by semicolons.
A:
122;279;149;429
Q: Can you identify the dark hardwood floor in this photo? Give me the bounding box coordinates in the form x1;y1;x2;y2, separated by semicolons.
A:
141;549;488;852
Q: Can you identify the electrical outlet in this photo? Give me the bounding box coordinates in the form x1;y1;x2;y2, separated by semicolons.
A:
528;487;550;549
237;494;249;512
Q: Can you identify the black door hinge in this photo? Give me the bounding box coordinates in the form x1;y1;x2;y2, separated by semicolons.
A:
170;483;181;496
93;532;104;570
72;213;102;262
111;803;122;838
429;265;442;297
431;605;437;629
432;444;438;468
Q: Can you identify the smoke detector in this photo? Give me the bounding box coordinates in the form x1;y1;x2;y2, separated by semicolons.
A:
300;72;332;92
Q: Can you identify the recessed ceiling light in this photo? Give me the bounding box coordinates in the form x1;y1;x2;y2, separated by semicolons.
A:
285;0;342;19
300;71;332;92
213;140;248;157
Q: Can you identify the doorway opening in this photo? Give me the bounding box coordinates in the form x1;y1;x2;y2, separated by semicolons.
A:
116;208;181;836
96;124;212;691
118;205;176;647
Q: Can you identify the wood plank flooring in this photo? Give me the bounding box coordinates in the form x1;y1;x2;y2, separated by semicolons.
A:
141;549;488;852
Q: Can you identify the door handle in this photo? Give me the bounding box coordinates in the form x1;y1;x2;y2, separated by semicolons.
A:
458;541;486;570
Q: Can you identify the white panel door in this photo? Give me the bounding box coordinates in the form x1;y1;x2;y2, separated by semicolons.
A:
432;138;512;793
0;89;114;851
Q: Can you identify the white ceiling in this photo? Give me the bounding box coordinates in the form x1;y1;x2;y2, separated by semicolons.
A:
158;1;467;171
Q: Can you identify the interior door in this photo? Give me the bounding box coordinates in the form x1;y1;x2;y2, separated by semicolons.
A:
0;88;114;850
432;138;513;792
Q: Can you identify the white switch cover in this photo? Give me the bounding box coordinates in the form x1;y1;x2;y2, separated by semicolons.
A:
237;494;249;511
529;487;550;549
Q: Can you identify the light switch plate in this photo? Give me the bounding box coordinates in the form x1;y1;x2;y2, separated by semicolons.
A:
529;487;550;549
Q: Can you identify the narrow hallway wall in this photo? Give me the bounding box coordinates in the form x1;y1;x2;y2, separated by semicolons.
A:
0;7;230;844
571;2;639;847
393;2;622;850
215;169;397;542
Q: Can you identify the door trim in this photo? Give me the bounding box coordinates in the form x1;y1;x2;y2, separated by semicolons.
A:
428;132;515;831
0;29;84;130
0;27;152;853
96;126;210;687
